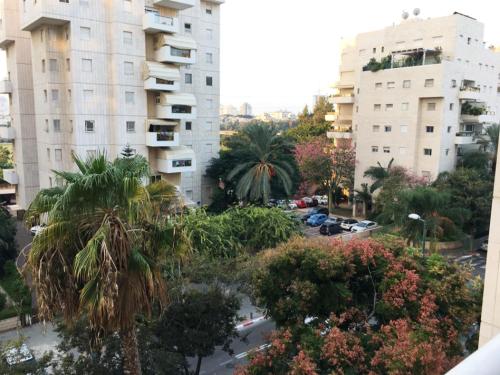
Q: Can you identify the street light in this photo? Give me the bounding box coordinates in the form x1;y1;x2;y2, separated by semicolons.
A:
408;213;427;256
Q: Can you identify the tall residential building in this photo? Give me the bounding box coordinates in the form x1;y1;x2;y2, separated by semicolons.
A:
0;0;223;209
327;12;500;188
239;102;252;116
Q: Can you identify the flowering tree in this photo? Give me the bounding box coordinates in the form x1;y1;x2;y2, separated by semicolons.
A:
295;139;356;211
238;236;481;375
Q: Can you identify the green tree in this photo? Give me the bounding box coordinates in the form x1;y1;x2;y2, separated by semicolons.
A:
478;124;499;173
0;145;13;169
312;96;333;125
225;124;298;204
354;183;373;216
286;98;333;143
25;152;179;375
0;206;16;276
155;287;240;375
120;144;136;159
363;158;394;193
458;150;490;176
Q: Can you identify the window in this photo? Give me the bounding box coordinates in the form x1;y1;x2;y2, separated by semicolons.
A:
185;122;192;131
424;148;432;156
49;59;58;72
375;82;382;89
184;23;192;33
467;37;471;45
374;104;381;111
371;146;379;153
66;58;70;71
400;125;408;133
126;121;135;133
206;52;213;64
155;94;161;104
45;119;49;132
426;126;434;133
125;91;135;104
401;102;409;111
53;119;61;132
47;148;51;161
387;81;395;89
373;47;376;54
85;120;95;133
399;147;407;155
445;149;450;156
403;80;411;88
123;31;133;45
172;159;193;168
185;73;192;84
385;104;393;111
372;125;380;132
449;103;454;111
447;126;452;133
123;0;132;12
206;76;213;86
55;149;62;161
51;89;59;101
80;26;91;41
451;79;457;88
206;28;213;40
67;89;72;102
42;59;46;73
82;58;92;72
43;89;47;102
383;147;390;154
424;79;434;87
205;6;212;14
427;102;436;111
384;126;392;132
124;61;134;75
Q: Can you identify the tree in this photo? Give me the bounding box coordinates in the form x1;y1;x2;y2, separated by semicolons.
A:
25;152;179;375
0;145;13;169
363;158;394;193
155;287;240;375
478;124;499;174
121;144;135;159
311;96;334;125
0;206;16;276
354;183;372;216
241;236;482;374
225;124;298;204
458;150;490;176
286;98;334;143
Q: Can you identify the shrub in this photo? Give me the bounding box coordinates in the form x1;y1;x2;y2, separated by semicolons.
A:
0;293;6;310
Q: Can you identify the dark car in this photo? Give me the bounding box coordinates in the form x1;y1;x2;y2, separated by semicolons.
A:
320;221;343;236
301;207;329;223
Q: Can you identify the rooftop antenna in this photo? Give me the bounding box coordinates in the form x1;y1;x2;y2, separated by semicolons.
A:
402;11;409;20
413;8;421;16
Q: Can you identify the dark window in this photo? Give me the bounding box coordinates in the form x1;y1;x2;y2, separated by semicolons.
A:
172;105;192;114
171;47;191;58
185;122;192;131
185;73;192;84
424;148;432;156
173;159;192;168
206;76;213;86
426;126;434;133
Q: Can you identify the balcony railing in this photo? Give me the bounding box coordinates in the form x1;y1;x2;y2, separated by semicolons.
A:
363;48;443;72
143;12;179;34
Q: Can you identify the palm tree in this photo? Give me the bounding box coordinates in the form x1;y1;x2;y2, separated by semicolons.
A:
227;124;297;203
478;124;499;174
363;158;394;193
354;183;372;217
25;152;179;375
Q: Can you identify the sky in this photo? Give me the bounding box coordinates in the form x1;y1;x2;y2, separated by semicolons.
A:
220;0;500;114
2;0;500;115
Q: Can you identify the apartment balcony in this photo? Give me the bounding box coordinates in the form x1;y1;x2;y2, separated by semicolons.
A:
155;93;197;120
461;114;494;124
0;80;12;94
156;146;196;174
325;113;337;122
0;26;15;50
459;87;481;101
1;169;18;185
331;95;355;105
327;131;353;139
143;61;180;91
332;81;355;89
155;34;197;65
454;132;477;145
21;1;71;31
143;12;179;34
0;124;15;141
146;120;180;147
153;0;195;10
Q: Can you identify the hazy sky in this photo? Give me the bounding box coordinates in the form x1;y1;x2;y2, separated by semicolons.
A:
2;0;500;115
220;0;500;114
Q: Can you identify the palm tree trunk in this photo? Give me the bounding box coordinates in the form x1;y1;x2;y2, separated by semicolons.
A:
328;187;333;213
121;325;142;375
195;356;203;375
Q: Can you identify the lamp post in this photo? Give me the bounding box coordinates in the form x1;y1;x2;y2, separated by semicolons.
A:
408;213;427;256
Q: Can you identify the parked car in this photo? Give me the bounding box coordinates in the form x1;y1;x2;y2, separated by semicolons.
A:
480;240;488;252
351;220;377;233
301;207;329;223
327;216;344;225
302;197;319;207
294;199;308;209
30;224;46;236
267;199;278;208
306;214;329;227
318;196;328;205
340;219;359;231
287;202;298;210
320;221;343;236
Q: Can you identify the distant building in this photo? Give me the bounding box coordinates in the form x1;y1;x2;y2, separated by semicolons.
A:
220;104;238;116
240;102;253;116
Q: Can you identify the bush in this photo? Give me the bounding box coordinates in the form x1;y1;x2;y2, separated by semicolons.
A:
0;292;6;310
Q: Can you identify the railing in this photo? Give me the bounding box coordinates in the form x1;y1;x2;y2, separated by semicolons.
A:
152;13;174;26
156;132;175;141
456;131;475;137
460;86;481;93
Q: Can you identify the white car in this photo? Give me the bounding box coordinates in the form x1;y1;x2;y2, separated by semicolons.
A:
30;224;46;236
314;195;328;205
351;220;377;233
340;219;359;231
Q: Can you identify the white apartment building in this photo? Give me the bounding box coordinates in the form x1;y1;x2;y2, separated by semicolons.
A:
327;12;500;188
239;102;252;116
0;0;223;209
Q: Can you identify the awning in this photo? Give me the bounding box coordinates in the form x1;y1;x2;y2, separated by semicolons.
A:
143;61;181;81
157;146;195;160
159;93;197;107
155;34;197;50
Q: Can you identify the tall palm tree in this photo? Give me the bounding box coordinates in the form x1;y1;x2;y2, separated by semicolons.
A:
354;183;372;217
478;124;499;174
227;124;297;203
25;152;179;375
363;158;394;193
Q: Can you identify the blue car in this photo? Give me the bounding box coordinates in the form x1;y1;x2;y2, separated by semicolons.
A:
306;214;329;227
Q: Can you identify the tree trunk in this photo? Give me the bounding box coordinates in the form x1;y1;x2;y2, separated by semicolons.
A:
195;356;203;375
121;325;142;375
362;202;367;217
328;188;334;214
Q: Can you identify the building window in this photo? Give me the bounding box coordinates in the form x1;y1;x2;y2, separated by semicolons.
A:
206;6;212;14
375;82;382;89
47;148;51;161
385;104;393;111
401;102;409;111
184;23;192;33
449;103;455;111
124;61;134;75
372;125;380;132
53;119;61;132
155;94;161;104
51;89;59;101
371;146;379;153
424;79;434;87
445;149;450;156
206;53;213;64
55;149;62;161
185;121;192;131
206;76;213;86
85;120;95;133
67;89;72;102
400;125;408;133
82;58;93;72
387;81;395;89
66;58;71;71
172;159;192;168
447;126;452;133
427;102;436;111
424;148;432;156
185;73;192;84
373;47;376;54
384;126;392;132
123;31;133;45
80;26;91;41
125;91;135;104
403;80;411;88
126;121;135;133
383;147;390;154
374;104;381;111
42;59;46;73
45;119;49;132
426;126;434;133
49;59;58;72
43;89;47;102
451;79;457;88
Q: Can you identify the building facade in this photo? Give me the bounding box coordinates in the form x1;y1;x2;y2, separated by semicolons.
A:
239;102;252;116
0;0;223;209
327;12;500;188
